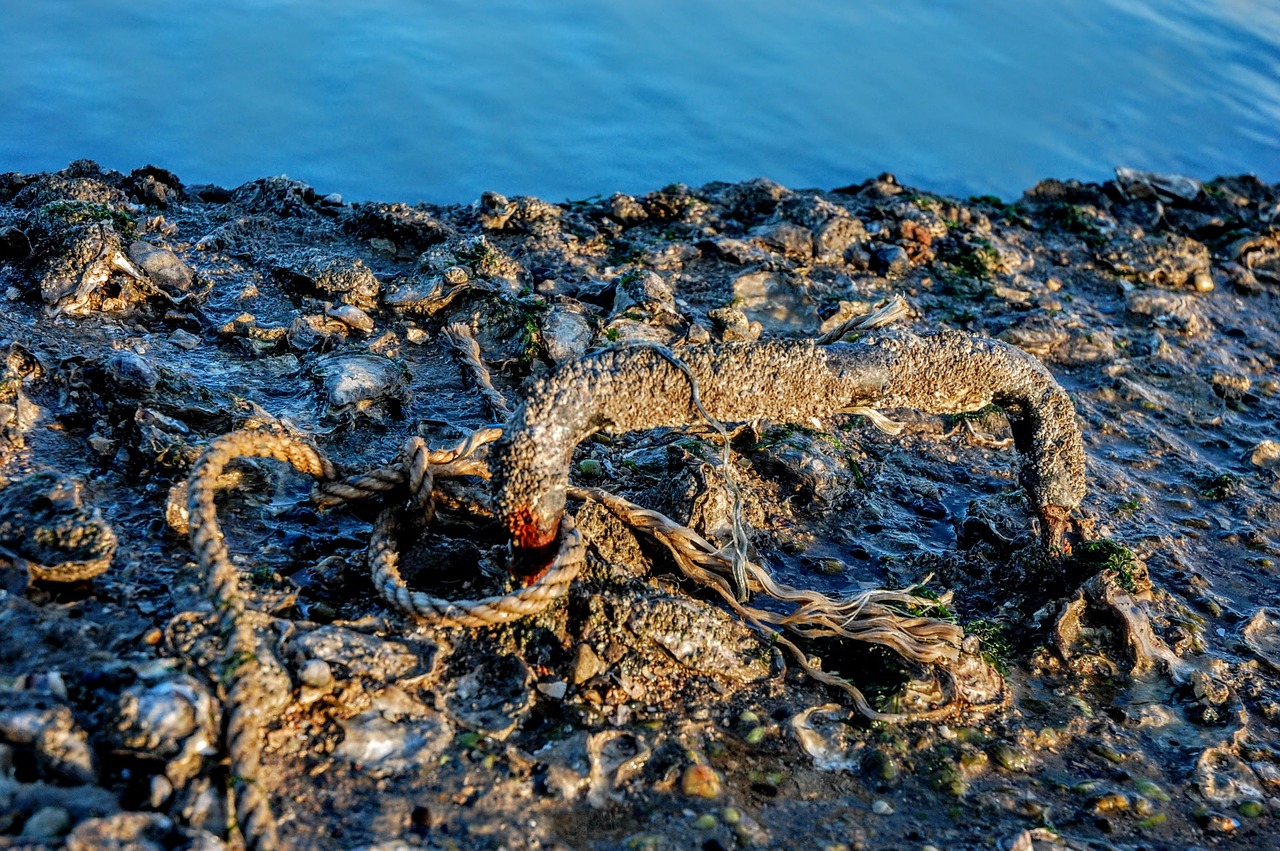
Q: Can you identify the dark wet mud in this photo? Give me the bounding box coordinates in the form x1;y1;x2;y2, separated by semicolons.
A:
0;160;1279;850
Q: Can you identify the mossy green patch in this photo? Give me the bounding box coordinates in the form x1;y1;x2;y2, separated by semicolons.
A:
38;200;136;239
1070;539;1140;594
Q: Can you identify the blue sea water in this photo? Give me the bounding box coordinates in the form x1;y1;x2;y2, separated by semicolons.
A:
1;0;1277;204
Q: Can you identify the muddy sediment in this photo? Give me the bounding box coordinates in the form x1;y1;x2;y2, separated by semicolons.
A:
0;160;1279;849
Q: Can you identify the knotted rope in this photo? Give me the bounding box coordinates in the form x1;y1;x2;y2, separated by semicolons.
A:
186;425;578;849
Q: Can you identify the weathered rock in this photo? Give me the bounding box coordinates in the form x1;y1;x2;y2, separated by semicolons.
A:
194;214;276;253
478;191;517;230
105;350;161;394
870;243;911;277
0;692;96;784
127;240;195;298
750;221;813;259
64;812;204;851
609;193;648;224
702;237;771;265
479;192;561;233
813;214;868;261
612;269;676;320
541;307;593;364
127;165;184;208
708;177;791;223
13;175;129;210
33;219;146;315
1100;233;1211;288
1251;440;1280;468
344;201;453;254
312;353;409;415
1126;290;1203;335
1052;329;1119;366
1115;167;1203;203
752;427;859;505
21;805;71;839
706;306;761;342
1209;370;1251;401
110;675;218;786
275;253;381;311
572;644;606;685
441;651;532;739
626;596;770;683
1243;608;1280;671
425;234;521;282
230;175;323;217
0;471;117;582
730;270;819;333
288;625;429;683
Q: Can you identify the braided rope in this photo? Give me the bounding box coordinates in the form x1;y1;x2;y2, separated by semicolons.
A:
311;427;501;507
185;425;585;846
369;508;584;627
188;430;338;851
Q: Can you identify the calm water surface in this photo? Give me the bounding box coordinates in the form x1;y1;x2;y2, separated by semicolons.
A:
2;0;1277;204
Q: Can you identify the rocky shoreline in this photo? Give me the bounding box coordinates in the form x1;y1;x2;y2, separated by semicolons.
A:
0;160;1278;849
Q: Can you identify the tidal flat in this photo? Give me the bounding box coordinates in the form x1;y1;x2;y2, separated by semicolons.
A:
0;161;1278;849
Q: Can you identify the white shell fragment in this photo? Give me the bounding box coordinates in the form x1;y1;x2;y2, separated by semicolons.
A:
1243;607;1280;671
312;353;409;410
790;704;861;772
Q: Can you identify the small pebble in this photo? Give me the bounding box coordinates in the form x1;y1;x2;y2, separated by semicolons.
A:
1251;440;1280;468
681;764;723;799
169;328;201;349
150;774;174;808
21;806;71;839
537;680;567;699
1203;812;1238;833
299;658;333;689
693;813;717;830
1238;800;1264;818
1093;793;1129;813
991;741;1031;772
872;799;894;816
1090;742;1125;764
573;644;605;684
1132;779;1170;802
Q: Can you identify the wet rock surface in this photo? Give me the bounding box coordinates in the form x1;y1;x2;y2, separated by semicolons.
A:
0;160;1279;848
